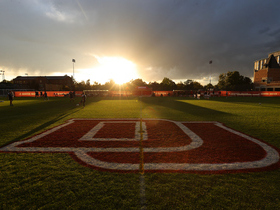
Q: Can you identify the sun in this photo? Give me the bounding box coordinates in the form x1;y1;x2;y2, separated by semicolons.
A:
94;56;139;84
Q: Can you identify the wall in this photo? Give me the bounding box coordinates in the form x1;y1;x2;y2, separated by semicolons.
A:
13;90;280;98
14;91;83;97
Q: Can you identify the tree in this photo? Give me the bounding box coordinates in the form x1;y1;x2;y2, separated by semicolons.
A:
148;81;161;91
216;71;253;91
160;77;176;90
130;78;147;87
70;75;77;90
204;83;214;90
190;81;203;90
216;73;226;90
239;76;254;91
76;80;86;91
92;81;102;90
176;82;186;90
85;79;91;90
104;79;116;90
182;79;203;90
184;79;193;86
225;71;242;90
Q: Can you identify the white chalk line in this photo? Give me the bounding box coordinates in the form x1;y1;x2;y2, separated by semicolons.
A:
0;119;279;172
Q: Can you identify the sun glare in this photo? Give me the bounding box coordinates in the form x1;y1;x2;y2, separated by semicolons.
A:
94;56;138;84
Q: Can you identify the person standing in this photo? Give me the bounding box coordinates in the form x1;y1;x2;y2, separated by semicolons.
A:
81;92;86;108
44;91;49;101
69;91;74;102
8;91;14;106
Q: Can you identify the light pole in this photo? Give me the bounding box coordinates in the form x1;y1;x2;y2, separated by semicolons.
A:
72;59;75;79
0;70;5;81
72;59;76;91
209;60;212;84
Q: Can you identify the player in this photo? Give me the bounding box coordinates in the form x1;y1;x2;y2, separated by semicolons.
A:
8;91;14;106
81;92;86;108
44;91;49;101
69;91;74;102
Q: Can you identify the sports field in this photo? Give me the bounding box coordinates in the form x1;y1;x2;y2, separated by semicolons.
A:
1;96;280;209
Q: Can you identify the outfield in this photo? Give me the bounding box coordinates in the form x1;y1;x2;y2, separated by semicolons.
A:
1;96;280;209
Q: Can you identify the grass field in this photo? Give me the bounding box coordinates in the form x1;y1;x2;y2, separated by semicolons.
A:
1;96;280;209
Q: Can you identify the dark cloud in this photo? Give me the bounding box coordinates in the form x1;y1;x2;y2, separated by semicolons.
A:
1;0;280;84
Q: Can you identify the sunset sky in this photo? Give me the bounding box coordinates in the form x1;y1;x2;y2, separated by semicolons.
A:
0;0;280;85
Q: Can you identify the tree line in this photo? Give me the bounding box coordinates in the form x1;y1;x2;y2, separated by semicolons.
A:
72;71;253;91
0;71;253;92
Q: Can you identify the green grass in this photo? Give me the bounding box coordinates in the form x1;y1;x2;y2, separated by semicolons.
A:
1;96;280;209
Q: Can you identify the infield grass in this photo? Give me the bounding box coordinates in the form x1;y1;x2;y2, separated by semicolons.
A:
1;96;280;209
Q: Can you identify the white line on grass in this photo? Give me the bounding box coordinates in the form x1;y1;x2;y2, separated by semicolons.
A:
139;96;147;209
139;174;147;210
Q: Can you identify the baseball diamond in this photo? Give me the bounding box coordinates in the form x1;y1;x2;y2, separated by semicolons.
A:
1;118;280;174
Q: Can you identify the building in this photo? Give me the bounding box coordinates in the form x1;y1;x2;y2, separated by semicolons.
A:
13;75;74;90
254;51;280;91
132;86;153;96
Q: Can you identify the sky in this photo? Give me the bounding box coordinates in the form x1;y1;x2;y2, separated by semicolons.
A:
1;0;280;85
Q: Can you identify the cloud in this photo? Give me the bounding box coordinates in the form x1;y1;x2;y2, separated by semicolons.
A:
1;0;280;85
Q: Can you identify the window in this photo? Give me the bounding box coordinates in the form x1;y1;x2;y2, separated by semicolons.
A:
275;88;280;91
267;88;273;91
255;61;258;70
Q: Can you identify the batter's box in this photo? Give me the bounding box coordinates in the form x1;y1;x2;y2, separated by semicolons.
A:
79;121;148;141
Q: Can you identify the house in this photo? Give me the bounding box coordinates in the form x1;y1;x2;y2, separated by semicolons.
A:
254;51;280;91
13;75;73;90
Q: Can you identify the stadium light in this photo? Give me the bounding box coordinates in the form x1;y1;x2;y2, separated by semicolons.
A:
72;59;75;79
209;60;212;84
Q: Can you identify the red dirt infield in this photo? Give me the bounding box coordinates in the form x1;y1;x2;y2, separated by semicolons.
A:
1;118;280;174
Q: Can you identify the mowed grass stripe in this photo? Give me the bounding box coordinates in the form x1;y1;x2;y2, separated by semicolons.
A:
1;96;280;209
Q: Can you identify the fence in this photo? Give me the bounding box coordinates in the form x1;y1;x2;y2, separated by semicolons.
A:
13;91;83;97
7;90;280;98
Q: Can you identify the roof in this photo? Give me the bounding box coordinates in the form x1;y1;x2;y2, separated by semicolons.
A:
264;54;280;68
268;50;280;57
13;76;71;80
135;86;152;90
255;50;280;62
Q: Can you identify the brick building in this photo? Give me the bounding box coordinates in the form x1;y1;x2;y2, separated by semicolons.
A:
13;75;73;90
254;51;280;91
